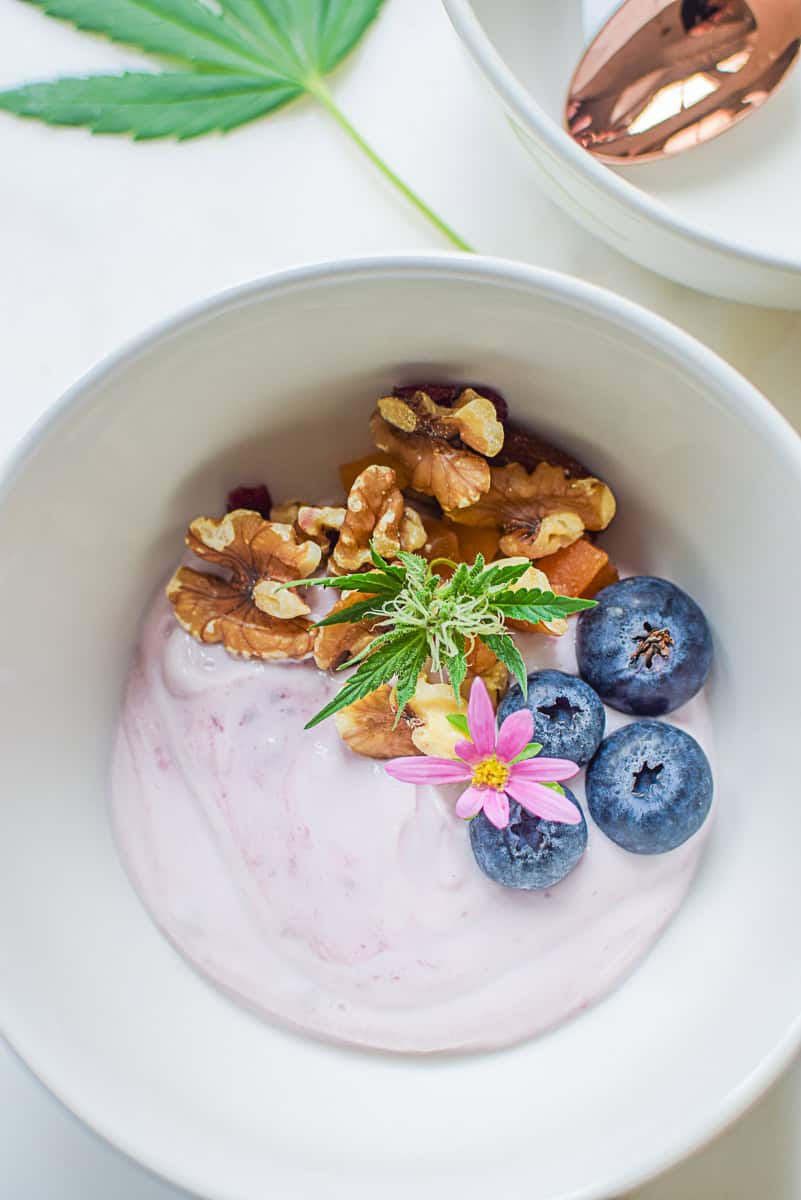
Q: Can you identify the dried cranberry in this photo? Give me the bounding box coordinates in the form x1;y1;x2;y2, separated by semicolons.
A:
226;483;272;518
498;424;589;478
392;381;509;424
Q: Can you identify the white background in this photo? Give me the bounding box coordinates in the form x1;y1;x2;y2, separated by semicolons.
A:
2;0;801;1196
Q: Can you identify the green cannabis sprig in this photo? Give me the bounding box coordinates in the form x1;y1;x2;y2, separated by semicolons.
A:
295;546;596;729
0;0;472;251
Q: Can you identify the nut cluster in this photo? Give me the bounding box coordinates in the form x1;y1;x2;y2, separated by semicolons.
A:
167;383;617;759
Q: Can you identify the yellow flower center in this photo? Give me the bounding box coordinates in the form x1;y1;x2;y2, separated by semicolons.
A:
471;755;510;791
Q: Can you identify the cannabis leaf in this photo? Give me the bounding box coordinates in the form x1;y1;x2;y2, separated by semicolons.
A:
481;632;528;695
0;0;471;249
304;626;427;730
297;544;597;727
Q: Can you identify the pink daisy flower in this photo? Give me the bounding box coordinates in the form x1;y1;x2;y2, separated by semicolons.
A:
385;677;581;830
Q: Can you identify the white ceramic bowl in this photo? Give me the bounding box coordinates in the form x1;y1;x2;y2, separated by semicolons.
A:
444;0;801;308
2;256;801;1200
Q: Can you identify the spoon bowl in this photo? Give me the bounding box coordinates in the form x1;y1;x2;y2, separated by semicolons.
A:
566;0;801;162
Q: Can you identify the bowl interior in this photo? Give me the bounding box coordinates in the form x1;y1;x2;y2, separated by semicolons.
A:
467;0;801;268
2;260;801;1200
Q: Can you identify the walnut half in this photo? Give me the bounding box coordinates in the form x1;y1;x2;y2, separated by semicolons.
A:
167;510;320;660
313;591;378;671
335;686;420;759
445;462;616;559
370;412;491;511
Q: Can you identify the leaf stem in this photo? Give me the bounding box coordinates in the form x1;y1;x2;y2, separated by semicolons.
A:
308;80;474;253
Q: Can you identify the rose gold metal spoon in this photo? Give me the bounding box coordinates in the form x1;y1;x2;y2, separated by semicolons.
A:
566;0;801;163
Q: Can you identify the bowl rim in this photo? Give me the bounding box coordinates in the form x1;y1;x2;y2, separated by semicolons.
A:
442;0;801;277
3;253;801;1200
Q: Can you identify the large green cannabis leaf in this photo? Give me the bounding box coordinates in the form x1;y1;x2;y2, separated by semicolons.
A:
0;0;471;249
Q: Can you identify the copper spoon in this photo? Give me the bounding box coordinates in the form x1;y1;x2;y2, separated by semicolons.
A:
565;0;801;163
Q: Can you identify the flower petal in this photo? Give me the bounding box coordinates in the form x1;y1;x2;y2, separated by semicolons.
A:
385;758;472;785
496;708;534;762
482;787;511;830
510;757;580;783
455;785;485;820
467;677;496;756
506;777;582;824
455;739;483;765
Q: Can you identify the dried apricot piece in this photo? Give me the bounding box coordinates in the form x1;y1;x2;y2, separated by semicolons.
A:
536;537;618;599
455;526;500;565
419;514;461;565
339;451;410;495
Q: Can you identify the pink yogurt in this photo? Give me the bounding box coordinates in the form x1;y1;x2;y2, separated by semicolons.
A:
111;586;714;1053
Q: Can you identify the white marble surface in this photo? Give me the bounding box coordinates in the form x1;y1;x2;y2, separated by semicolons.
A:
1;0;800;1196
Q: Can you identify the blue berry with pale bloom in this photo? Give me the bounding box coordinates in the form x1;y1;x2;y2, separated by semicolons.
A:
498;669;605;766
586;720;712;854
469;787;587;890
576;577;712;716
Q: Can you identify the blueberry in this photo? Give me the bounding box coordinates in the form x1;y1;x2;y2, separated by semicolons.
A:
498;669;605;766
469;787;587;890
576;576;712;715
586;720;712;854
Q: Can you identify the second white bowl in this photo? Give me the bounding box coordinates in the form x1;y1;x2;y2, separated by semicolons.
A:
444;0;801;308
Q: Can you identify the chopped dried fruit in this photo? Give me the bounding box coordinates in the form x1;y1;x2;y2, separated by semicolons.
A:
226;483;272;518
377;388;504;457
420;514;461;565
455;526;500;565
334;686;419;759
498;424;588;478
393;381;509;424
446;462;616;559
339;451;410;495
536;537;619;599
331;465;426;574
370;412;491;510
166;510;319;660
418;515;502;572
313;591;378;670
592;558;621;595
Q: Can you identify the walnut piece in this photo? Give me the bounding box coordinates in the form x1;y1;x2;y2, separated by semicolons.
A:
445;462;616;559
404;648;508;756
335;686;420;759
269;500;345;559
377;388;504;457
297;505;346;549
406;678;468;758
370;412;491;511
270;499;301;525
331;464;426;574
332;643;510;760
166;509;319;660
313;591;378;670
